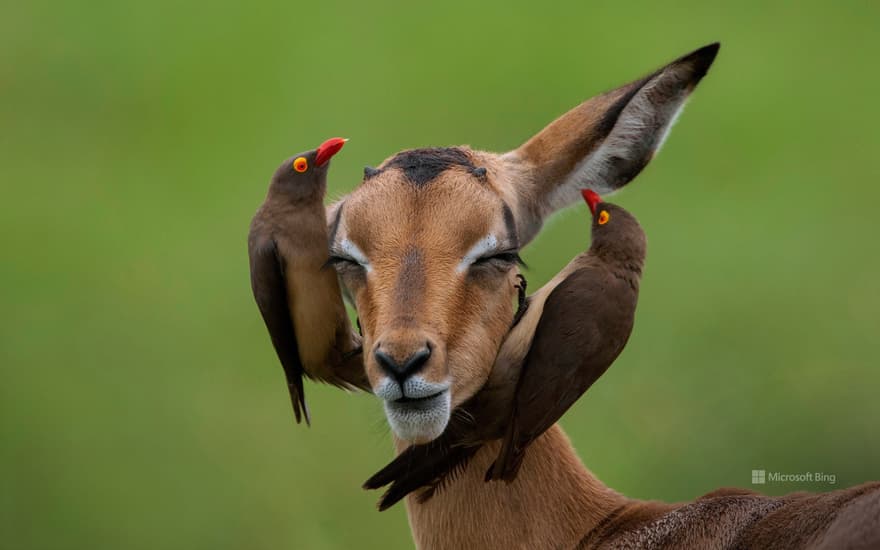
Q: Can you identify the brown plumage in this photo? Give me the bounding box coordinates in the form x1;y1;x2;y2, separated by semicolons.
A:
248;138;368;425
364;190;646;507
489;190;646;481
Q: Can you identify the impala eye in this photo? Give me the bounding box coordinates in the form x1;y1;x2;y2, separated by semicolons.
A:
293;157;308;173
472;251;524;270
325;255;362;270
328;239;372;274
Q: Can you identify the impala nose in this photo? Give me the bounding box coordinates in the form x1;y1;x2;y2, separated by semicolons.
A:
374;343;432;384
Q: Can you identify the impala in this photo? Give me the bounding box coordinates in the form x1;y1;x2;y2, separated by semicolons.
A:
252;43;880;549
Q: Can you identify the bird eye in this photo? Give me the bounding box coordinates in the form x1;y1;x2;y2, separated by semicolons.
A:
293;157;308;173
598;210;610;225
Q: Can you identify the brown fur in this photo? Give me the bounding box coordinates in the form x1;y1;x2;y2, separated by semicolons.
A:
334;42;721;451
297;43;877;547
336;165;520;409
397;426;880;550
399;426;625;550
316;44;722;415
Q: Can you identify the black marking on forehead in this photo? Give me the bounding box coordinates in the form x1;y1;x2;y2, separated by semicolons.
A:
501;202;519;249
384;147;476;186
328;201;345;246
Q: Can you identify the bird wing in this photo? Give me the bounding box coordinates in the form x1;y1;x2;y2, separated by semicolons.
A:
490;266;636;481
248;233;310;425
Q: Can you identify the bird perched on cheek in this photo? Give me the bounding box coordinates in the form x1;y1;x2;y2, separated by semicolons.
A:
248;138;368;425
364;189;646;508
487;189;647;481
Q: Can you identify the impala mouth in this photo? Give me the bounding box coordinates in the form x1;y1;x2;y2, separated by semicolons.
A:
394;391;445;404
376;377;451;443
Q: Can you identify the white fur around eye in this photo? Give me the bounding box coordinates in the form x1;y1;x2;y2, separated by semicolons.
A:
341;238;372;273
457;234;498;273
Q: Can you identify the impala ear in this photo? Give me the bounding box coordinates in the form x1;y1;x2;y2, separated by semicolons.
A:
502;43;719;245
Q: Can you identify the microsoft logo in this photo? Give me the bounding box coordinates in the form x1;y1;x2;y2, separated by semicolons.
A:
749;469;836;485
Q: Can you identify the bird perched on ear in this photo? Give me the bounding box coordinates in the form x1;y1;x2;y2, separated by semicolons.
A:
364;189;646;507
248;138;369;425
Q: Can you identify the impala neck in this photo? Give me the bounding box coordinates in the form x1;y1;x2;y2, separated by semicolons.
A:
396;424;627;550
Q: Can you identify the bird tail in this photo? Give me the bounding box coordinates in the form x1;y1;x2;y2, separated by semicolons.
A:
287;376;310;426
486;421;526;483
364;441;478;511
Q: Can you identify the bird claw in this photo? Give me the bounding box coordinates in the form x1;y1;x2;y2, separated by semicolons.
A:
511;274;529;328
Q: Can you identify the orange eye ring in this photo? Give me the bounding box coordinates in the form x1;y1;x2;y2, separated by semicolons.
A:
598;210;610;225
293;157;308;173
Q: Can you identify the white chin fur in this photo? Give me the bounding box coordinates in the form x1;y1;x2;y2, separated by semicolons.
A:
383;391;451;443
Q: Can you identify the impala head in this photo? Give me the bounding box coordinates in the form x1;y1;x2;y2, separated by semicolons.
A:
329;44;719;443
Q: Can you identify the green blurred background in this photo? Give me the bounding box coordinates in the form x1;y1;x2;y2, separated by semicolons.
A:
2;1;879;548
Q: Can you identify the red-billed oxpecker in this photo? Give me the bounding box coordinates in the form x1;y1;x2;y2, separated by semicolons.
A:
364;189;646;507
489;189;645;480
248;138;368;425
